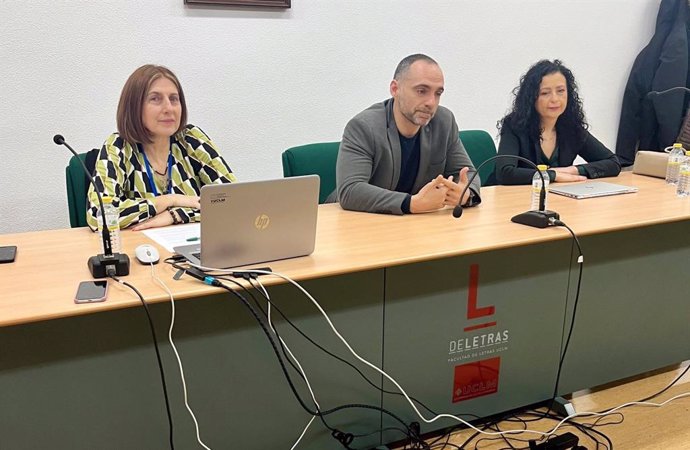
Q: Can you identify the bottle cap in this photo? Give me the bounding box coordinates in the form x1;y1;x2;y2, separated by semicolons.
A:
537;164;548;171
673;143;684;148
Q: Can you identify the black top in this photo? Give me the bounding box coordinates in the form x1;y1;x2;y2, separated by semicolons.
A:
396;131;421;213
537;147;587;176
495;121;621;185
395;131;421;194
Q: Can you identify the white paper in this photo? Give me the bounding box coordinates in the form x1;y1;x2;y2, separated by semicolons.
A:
141;223;200;252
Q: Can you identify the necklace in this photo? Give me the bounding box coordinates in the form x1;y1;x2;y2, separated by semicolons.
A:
140;145;174;196
153;166;168;176
540;129;556;142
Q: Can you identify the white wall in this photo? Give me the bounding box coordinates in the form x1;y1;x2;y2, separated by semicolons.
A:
0;0;660;233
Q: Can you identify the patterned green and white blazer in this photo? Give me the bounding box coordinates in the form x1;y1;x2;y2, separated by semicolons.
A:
87;124;236;230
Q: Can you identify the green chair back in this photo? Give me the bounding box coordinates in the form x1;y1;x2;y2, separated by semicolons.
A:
282;142;339;203
459;130;497;186
65;149;98;228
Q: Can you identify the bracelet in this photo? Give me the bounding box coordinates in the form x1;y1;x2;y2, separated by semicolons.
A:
168;208;181;225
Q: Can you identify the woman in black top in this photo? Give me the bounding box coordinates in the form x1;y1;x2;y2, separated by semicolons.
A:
495;60;620;185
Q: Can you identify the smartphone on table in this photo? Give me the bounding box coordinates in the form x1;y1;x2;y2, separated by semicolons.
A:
74;280;109;304
0;246;17;264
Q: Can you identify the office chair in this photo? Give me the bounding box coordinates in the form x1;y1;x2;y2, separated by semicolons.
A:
281;142;339;203
65;148;99;228
459;130;498;186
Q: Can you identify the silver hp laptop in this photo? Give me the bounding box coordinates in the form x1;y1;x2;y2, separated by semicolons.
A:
550;181;638;199
174;175;319;268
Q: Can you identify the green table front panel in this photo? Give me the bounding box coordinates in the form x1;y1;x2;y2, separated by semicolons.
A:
559;220;690;394
381;240;574;440
0;270;385;450
4;221;685;449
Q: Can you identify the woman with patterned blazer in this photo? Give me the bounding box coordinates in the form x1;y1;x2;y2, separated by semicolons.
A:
87;64;236;230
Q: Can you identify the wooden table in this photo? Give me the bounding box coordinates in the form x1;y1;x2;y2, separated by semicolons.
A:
1;172;689;449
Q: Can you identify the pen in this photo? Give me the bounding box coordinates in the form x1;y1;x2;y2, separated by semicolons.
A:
186;237;200;242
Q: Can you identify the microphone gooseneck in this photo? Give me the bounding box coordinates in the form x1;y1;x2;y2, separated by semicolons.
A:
453;155;548;216
54;134;130;277
54;135;113;256
453;154;559;228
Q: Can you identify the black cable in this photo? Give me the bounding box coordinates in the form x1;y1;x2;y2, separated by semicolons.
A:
435;220;587;449
239;276;479;422
241;275;483;448
248;277;430;449
491;420;518;450
533;219;584;420
217;275;402;443
176;249;591;450
455;418;500;449
193;267;461;448
169;262;406;445
207;276;430;449
448;389;617;449
582;413;624;429
109;275;174;450
553;220;583;258
471;418;529;449
424;418;496;450
632;363;690;404
215;275;340;435
519;410;614;450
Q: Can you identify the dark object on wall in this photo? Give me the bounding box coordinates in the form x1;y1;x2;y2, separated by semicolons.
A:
615;0;689;166
185;0;290;7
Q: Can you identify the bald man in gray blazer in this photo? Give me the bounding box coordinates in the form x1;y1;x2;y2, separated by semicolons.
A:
332;54;481;215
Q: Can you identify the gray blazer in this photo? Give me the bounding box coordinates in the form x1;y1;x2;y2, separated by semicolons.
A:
332;98;480;214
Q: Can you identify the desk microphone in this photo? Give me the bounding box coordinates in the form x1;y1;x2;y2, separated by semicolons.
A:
453;155;560;228
54;134;130;278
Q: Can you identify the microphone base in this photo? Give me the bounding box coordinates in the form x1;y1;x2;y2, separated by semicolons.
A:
88;253;131;278
511;210;560;228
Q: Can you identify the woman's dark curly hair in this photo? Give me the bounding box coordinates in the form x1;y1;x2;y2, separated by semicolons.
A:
497;59;588;144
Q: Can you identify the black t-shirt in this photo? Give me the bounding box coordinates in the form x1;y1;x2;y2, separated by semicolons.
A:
395;131;421;194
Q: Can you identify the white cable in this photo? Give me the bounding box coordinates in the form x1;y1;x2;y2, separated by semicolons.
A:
195;264;528;437
194;264;690;439
291;416;317;450
149;262;212;450
546;391;690;433
250;278;319;450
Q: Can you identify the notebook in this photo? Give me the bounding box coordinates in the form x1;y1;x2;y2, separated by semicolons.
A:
549;181;638;199
174;175;319;268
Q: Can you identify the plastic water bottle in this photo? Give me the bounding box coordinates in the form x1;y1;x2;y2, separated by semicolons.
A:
677;151;690;197
665;143;686;185
531;164;550;211
96;198;121;253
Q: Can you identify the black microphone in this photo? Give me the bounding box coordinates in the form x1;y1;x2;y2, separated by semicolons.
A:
453;155;560;228
54;134;130;278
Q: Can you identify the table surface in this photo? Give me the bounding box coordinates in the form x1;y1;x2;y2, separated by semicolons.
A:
1;172;688;327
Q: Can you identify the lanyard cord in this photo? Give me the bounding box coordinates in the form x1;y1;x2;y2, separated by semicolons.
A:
141;144;174;196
